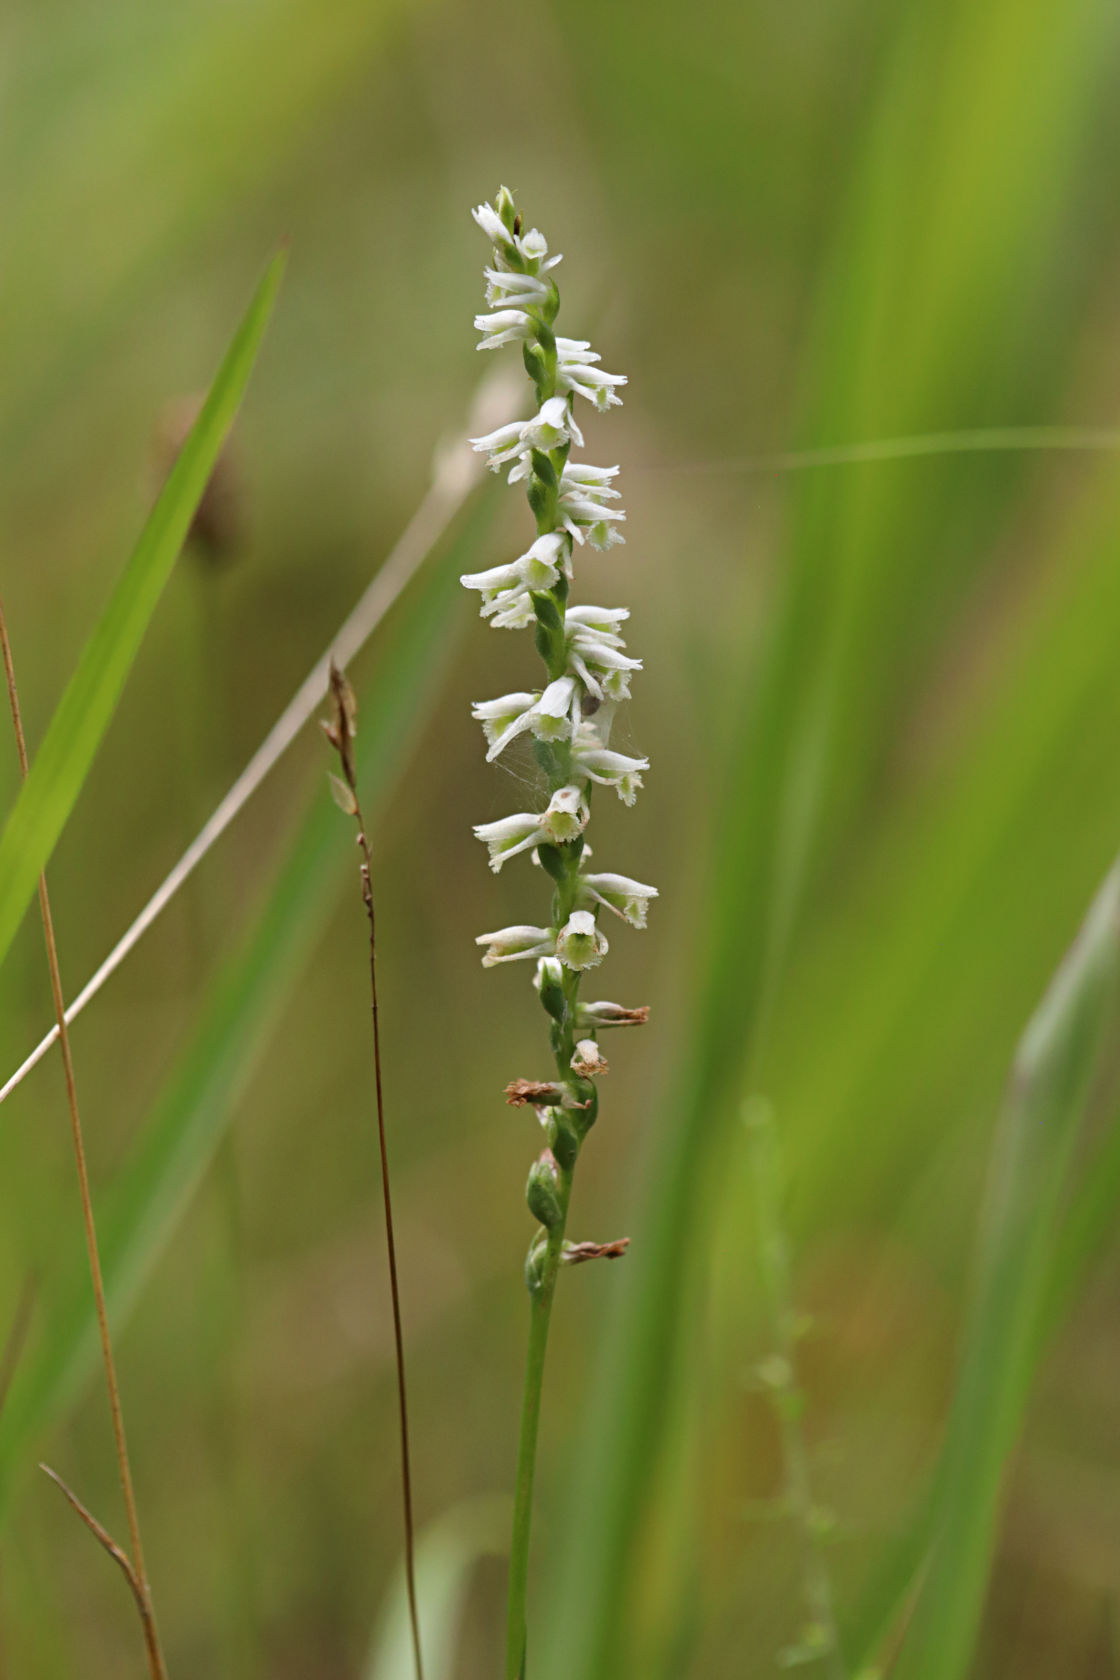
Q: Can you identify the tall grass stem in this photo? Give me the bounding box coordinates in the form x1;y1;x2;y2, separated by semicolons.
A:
0;593;168;1680
0;418;1100;1112
326;665;423;1680
0;374;513;1109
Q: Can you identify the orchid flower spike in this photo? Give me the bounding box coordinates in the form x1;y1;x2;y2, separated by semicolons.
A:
464;180;652;1068
463;182;655;1680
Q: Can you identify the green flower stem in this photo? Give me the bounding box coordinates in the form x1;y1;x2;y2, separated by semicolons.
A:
484;196;611;1679
506;1173;572;1680
506;763;592;1680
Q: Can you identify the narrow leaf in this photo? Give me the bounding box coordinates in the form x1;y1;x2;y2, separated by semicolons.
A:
0;250;285;976
547;3;1114;1672
891;860;1120;1680
844;863;1120;1676
0;502;487;1514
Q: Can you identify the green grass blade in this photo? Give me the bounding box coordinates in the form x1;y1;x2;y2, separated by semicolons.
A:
0;251;284;978
548;4;1112;1673
365;1497;509;1680
842;855;1120;1674
748;448;1120;1671
841;1482;936;1677
0;507;483;1516
1;0;418;464
1042;1085;1120;1337
890;861;1120;1680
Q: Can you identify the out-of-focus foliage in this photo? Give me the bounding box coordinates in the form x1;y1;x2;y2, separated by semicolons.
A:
0;251;283;977
4;1;1120;1676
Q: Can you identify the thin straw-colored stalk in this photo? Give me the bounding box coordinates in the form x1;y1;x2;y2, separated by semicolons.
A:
365;1497;509;1680
0;253;283;990
629;424;1120;479
0;423;1105;1114
0;368;514;1109
0;499;482;1519
0;594;167;1680
325;664;423;1680
39;1463;164;1674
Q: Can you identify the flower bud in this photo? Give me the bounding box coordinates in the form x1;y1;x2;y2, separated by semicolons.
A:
531;588;565;670
528;475;559;531
538;278;561;327
526;1151;563;1230
525;1233;549;1297
534;956;567;1022
495;184;517;234
529;448;558;490
522;341;549;393
548;1112;580;1172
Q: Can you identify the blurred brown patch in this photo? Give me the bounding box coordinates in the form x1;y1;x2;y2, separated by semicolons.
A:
153;393;243;563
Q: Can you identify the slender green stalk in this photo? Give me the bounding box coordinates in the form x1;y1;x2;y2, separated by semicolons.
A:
463;187;649;1678
504;799;600;1680
506;1201;569;1680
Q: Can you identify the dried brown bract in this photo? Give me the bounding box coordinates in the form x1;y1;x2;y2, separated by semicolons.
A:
563;1238;631;1265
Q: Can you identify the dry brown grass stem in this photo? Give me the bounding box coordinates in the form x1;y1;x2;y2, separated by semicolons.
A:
0;365;520;1110
324;662;424;1680
0;594;168;1680
39;1465;167;1678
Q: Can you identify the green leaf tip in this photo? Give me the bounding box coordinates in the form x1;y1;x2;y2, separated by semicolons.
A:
0;250;285;980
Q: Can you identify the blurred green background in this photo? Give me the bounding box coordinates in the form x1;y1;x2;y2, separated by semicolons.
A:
5;0;1120;1675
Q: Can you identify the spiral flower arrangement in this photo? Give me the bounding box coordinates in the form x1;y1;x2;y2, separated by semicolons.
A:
463;186;654;1679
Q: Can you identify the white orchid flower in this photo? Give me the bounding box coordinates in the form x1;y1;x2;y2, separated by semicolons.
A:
556;910;608;971
579;872;659;929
